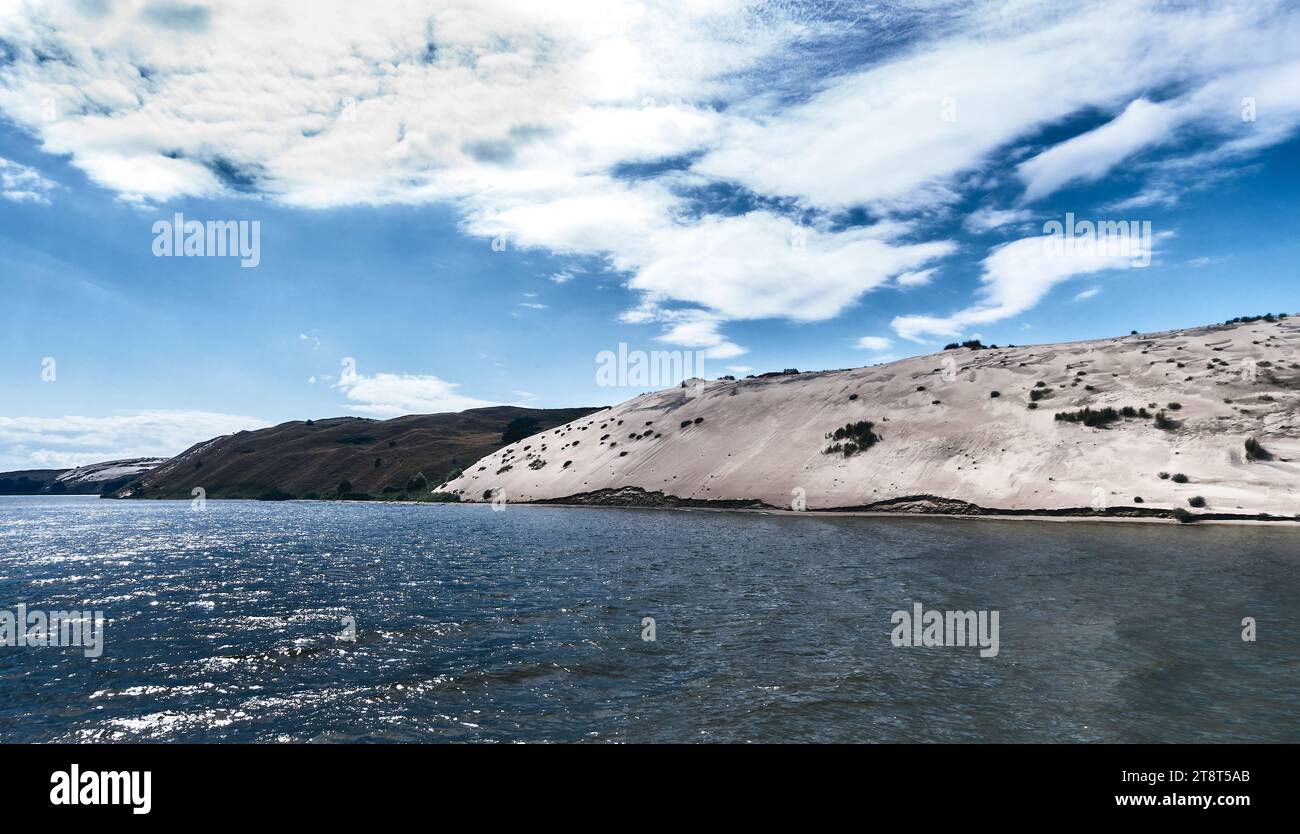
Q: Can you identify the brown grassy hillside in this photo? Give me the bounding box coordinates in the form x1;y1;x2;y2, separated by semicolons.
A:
119;406;601;500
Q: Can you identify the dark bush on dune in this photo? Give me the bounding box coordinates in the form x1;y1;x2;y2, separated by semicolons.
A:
1054;407;1121;428
501;416;541;444
823;420;880;457
1153;410;1179;430
1245;437;1273;461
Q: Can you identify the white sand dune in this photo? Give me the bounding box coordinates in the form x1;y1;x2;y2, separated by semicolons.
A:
445;318;1300;520
56;458;168;485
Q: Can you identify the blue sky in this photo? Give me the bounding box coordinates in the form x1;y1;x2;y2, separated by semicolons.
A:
1;0;1298;469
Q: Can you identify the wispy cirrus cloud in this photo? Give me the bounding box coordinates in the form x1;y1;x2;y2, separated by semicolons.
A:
335;371;495;417
892;235;1151;342
0;157;56;203
2;0;1300;351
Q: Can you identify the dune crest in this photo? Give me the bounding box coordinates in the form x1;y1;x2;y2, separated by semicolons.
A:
445;318;1300;521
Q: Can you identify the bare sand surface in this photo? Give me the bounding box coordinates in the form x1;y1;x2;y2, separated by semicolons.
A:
445;317;1300;522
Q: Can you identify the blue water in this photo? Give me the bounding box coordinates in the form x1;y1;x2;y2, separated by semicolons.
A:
1;495;1297;742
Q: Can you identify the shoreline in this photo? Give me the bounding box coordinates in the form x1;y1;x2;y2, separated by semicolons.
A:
20;492;1295;527
496;501;1300;527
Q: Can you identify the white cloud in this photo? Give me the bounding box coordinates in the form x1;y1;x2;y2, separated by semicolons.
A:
0;410;269;471
3;0;1300;344
894;268;938;288
623;212;952;323
1073;286;1101;302
1018;98;1178;201
643;309;747;359
963;207;1034;234
335;371;494;417
690;3;1298;212
892;235;1145;342
854;336;893;351
0;157;56;203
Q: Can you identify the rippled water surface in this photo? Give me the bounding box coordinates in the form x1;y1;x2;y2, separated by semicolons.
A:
1;495;1297;742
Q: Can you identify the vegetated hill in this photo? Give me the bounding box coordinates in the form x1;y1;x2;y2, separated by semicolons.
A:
117;406;601;500
0;458;166;496
446;316;1300;521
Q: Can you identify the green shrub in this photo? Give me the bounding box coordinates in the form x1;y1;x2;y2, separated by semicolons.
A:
1188;496;1206;508
823;420;880;457
1171;473;1189;483
1054;407;1120;428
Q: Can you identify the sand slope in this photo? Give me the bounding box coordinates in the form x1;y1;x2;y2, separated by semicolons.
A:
444;318;1300;519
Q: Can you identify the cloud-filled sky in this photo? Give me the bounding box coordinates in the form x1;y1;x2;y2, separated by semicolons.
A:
1;0;1299;468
